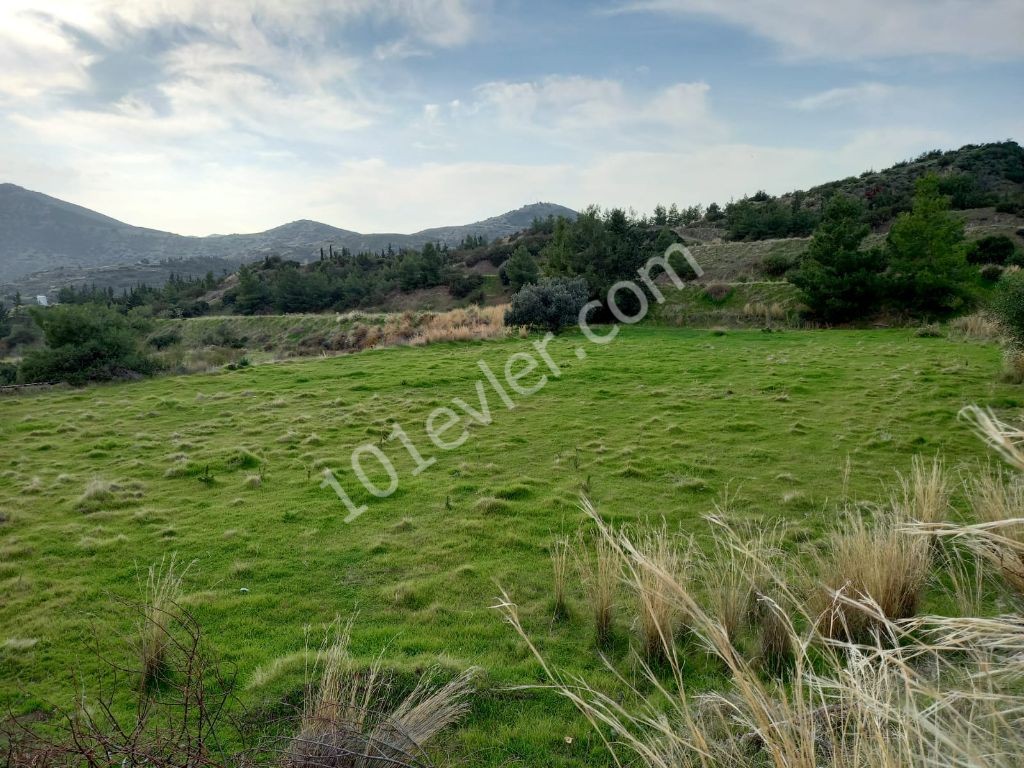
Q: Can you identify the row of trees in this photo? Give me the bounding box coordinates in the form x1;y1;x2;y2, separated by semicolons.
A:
791;176;976;322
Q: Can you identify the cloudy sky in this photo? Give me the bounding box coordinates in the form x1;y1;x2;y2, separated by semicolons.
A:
1;1;1022;235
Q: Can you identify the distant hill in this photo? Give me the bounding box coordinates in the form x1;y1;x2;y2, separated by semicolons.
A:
0;185;576;291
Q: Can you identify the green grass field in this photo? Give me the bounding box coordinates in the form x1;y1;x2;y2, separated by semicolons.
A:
0;326;1018;765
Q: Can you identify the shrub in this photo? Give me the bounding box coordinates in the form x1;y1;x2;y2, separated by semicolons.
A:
703;283;733;302
0;362;16;385
504;277;589;334
967;234;1018;265
980;263;1005;282
761;253;796;277
447;272;484;299
499;244;540;291
147;326;182;349
20;304;158;385
991;269;1024;345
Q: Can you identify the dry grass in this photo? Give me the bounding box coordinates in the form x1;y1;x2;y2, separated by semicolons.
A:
139;554;192;690
575;528;620;647
814;511;930;640
947;312;1004;342
288;621;476;768
894;454;950;525
550;534;571;619
497;495;1024;768
961;467;1024;595
628;522;686;660
703;516;781;644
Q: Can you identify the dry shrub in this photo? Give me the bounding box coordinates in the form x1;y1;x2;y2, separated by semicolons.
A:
575;528;620;646
947;312;1004;342
814;511;930;640
288;622;476;768
140;555;192;689
1001;347;1024;384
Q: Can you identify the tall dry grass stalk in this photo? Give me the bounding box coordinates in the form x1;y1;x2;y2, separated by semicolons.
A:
628;522;687;660
895;455;950;525
140;554;193;689
575;528;620;646
704;515;782;644
290;621;476;768
551;534;571;619
497;499;1024;768
815;511;930;640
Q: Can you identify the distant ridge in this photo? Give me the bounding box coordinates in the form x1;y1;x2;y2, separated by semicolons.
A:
0;184;576;285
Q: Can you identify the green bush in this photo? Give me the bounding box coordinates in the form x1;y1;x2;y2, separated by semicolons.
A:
992;270;1024;345
504;277;589;334
762;254;796;277
980;264;1005;283
0;362;17;385
147;326;182;349
967;235;1018;265
499;245;541;291
19;305;158;385
447;272;485;299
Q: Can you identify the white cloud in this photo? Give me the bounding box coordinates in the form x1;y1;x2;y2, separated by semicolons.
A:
792;82;900;111
471;76;720;149
611;0;1024;60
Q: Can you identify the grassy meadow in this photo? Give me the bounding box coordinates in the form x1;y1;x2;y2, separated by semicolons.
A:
0;325;1019;765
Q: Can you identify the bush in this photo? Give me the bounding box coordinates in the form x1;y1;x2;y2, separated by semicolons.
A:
980;263;1005;283
0;362;17;385
147;326;182;350
761;253;796;277
19;305;158;385
448;272;485;299
991;269;1024;345
703;283;733;302
967;234;1018;265
504;277;589;334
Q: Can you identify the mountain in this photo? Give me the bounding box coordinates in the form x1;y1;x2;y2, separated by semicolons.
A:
0;184;576;289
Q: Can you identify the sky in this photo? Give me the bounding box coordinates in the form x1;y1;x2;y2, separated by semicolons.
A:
0;1;1022;236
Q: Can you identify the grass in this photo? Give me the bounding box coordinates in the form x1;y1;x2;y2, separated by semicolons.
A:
0;325;1021;766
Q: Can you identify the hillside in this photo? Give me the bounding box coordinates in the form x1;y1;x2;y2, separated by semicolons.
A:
0;184;576;289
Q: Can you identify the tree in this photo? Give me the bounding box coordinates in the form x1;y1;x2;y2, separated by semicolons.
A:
0;303;10;340
886;175;974;317
20;304;158;384
500;245;540;291
789;195;888;322
653;204;668;226
234;265;272;314
504;277;589;334
705;202;723;222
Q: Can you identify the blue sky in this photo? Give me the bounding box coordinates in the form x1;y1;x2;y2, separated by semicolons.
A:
1;0;1021;235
